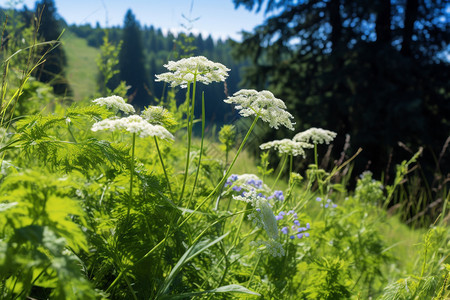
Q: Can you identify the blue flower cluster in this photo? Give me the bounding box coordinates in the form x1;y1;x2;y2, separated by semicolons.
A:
225;174;285;202
276;210;311;240
225;174;238;187
269;190;284;201
246;179;263;189
316;197;338;208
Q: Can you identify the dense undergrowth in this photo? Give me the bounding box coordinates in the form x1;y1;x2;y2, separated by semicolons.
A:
0;18;449;300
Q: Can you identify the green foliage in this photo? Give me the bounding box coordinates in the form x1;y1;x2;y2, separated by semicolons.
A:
354;171;385;205
0;170;99;299
380;227;450;300
257;150;274;179
219;124;236;165
303;257;352;299
1;18;448;298
96;32;127;97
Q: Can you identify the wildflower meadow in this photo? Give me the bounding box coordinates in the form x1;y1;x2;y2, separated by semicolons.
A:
0;10;449;300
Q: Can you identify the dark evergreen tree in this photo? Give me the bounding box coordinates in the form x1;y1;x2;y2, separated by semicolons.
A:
231;0;449;183
119;9;150;108
34;0;70;95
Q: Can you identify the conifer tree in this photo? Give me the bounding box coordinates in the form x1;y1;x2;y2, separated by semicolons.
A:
34;0;70;95
119;9;150;109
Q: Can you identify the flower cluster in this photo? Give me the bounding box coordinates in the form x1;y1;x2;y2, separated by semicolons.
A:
91;115;174;140
316;197;338;208
224;174;271;195
276;210;311;240
224;174;238;187
92;95;135;114
155;56;230;88
141;106;177;128
260;138;314;157
224;89;295;130
268;190;284;201
293;127;337;145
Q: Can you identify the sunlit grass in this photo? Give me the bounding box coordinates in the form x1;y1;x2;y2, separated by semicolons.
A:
63;31;99;101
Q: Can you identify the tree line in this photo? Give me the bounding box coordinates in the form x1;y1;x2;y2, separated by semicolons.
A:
69;9;245;125
231;0;449;187
1;1;246;126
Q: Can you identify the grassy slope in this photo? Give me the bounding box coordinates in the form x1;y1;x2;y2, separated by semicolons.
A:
62;31;100;101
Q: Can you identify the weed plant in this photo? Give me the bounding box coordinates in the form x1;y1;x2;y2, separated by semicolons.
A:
0;21;449;299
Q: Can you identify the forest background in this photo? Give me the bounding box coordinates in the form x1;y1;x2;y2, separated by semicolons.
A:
1;0;449;213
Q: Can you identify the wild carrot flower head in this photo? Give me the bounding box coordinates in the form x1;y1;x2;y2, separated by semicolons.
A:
141;106;177;128
224;89;295;130
260;138;314;157
92;95;135;114
293;127;337;144
155;56;230;88
91;115;174;140
276;209;311;240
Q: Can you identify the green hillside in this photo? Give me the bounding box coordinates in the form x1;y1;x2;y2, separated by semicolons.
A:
62;30;99;101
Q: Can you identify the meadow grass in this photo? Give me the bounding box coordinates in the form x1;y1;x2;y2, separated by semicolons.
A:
62;30;100;101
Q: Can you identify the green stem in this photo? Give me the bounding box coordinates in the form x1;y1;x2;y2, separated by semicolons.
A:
232;203;249;246
178;82;192;203
247;254;261;288
123;274;138;300
271;154;288;190
127;133;136;218
179;75;197;203
154;136;174;200
180;115;260;227
314;143;318;167
289;154;293;183
188;92;205;208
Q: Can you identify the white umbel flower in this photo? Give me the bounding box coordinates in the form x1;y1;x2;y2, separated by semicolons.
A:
293;127;337;144
92;95;135;114
260;139;314;157
155;56;230;88
224;89;295;130
92;115;174;140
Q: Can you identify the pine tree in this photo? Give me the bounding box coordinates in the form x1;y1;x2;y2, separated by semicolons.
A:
119;9;150;109
34;0;70;95
231;0;449;179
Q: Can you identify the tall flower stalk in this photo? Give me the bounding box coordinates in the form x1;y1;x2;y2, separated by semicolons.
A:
91;97;174;217
293;127;337;168
259;138;313;188
178;89;296;226
156;56;230;203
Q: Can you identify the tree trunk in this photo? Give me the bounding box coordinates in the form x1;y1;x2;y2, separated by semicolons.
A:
376;0;392;45
401;0;419;56
328;0;342;51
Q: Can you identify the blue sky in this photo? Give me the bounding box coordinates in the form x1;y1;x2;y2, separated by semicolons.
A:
2;0;267;40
